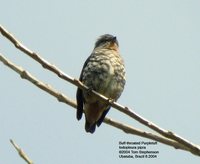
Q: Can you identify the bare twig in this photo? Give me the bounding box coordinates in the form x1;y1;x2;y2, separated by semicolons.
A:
0;54;193;153
0;53;76;108
1;25;200;156
104;118;191;151
10;139;33;164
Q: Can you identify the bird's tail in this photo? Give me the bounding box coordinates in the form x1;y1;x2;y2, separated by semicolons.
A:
85;121;96;134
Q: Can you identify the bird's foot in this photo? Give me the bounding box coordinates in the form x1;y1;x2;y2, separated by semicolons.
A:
86;87;93;96
108;98;115;104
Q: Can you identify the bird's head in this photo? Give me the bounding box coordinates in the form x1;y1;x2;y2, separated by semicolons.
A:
94;34;119;51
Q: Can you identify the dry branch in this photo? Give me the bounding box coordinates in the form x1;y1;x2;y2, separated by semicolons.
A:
10;139;33;164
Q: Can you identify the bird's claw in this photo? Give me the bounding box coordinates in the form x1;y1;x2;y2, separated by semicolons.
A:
108;98;115;104
86;87;93;96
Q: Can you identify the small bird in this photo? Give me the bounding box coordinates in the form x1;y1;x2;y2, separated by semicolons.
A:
76;34;126;133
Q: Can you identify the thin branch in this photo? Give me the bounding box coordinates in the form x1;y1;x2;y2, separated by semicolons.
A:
0;53;76;108
104;118;190;151
10;139;33;164
109;104;200;155
0;53;199;156
1;25;200;156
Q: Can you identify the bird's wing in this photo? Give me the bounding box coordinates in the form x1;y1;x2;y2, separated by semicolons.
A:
76;54;92;120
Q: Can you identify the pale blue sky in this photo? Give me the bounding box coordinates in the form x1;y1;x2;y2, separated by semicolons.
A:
1;0;200;163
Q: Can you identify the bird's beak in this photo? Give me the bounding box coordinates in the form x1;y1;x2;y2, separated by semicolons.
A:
112;36;117;42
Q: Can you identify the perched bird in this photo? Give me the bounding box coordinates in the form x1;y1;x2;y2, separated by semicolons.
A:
76;34;126;133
